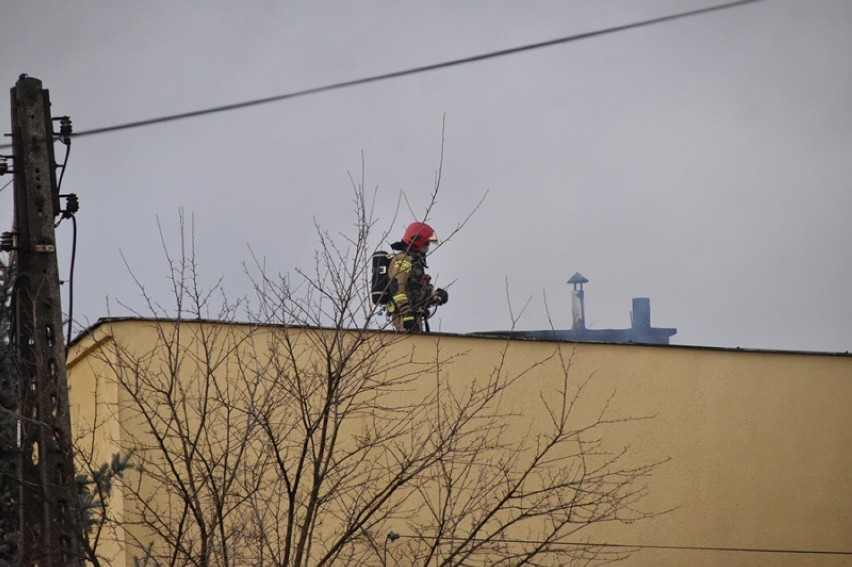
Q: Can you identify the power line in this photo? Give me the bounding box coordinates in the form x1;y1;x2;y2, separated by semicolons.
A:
568;541;852;557
393;534;852;557
0;0;763;149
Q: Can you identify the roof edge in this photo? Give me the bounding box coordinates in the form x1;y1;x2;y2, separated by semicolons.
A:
68;317;852;358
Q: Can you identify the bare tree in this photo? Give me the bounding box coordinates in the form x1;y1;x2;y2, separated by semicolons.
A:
76;169;664;566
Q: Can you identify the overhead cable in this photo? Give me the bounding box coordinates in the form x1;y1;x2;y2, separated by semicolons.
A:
392;533;852;557
0;0;763;149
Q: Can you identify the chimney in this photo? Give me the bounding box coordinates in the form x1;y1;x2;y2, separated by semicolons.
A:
631;297;651;330
567;273;589;331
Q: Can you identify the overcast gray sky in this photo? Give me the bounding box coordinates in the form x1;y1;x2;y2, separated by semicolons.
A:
2;1;851;352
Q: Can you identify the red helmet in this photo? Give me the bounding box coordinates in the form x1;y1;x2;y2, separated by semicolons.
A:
402;222;438;250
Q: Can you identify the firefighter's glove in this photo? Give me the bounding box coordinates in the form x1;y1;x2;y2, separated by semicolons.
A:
432;288;448;306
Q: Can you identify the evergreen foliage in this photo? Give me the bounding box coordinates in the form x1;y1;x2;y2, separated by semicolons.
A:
0;256;18;565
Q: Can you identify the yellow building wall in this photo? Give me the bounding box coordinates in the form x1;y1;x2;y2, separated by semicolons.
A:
67;319;852;566
69;332;129;567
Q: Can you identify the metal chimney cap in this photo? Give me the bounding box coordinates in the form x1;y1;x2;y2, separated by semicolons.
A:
567;272;589;284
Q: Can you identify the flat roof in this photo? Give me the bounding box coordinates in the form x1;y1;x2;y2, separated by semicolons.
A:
69;317;852;358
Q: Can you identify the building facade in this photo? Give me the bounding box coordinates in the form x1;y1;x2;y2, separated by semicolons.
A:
68;318;852;566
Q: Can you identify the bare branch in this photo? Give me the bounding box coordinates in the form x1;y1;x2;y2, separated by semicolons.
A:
79;146;663;566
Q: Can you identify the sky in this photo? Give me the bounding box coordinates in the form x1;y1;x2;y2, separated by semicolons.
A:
2;0;851;353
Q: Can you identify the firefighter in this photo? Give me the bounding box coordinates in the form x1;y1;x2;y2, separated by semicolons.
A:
386;222;448;332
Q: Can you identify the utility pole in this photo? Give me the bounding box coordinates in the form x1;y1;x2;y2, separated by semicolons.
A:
8;75;81;567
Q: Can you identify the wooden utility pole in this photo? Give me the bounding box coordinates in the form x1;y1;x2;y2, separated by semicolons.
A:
9;74;81;567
